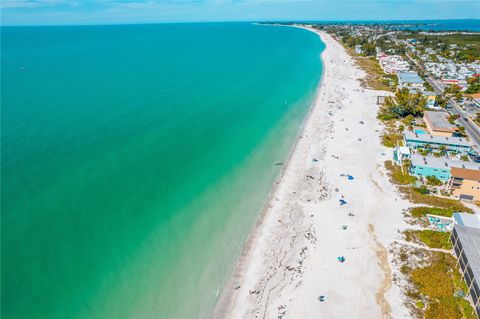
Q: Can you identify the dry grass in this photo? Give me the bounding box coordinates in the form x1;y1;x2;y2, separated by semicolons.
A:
407;252;476;319
344;47;393;91
385;161;417;185
405;230;452;250
381;131;403;148
409;206;454;218
399;187;473;213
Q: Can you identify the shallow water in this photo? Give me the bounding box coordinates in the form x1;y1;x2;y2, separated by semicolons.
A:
1;23;324;319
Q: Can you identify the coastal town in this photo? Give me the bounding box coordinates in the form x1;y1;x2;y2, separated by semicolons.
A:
214;23;480;319
306;23;480;319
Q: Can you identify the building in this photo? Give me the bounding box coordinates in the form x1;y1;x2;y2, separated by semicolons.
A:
423;91;439;109
450;214;480;317
393;146;411;164
409;154;480;182
449;167;480;201
423;111;457;137
403;131;472;153
465;93;480;109
377;53;410;74
397;71;425;93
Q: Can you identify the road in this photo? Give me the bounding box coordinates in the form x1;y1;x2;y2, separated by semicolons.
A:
404;51;480;148
448;100;480;148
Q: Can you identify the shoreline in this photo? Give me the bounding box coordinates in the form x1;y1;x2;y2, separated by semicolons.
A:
214;26;411;318
212;25;327;318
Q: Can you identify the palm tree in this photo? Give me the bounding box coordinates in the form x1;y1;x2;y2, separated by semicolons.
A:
439;145;447;155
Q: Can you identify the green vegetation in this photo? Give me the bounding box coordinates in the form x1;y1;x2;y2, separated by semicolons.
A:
381;131;403;147
418;148;432;156
407;252;476;319
404;230;451;249
424;298;461;319
465;83;480;94
385;160;417;185
412;262;454;298
448;114;460;124
460;155;469;162
378;88;427;120
426;175;443;186
435;95;447;108
414;185;430;195
350;52;393;91
474;113;480;126
416;301;425;309
417;230;452;249
465;77;480;94
410;206;453;218
400;187;473;212
400;33;480;63
445;84;462;95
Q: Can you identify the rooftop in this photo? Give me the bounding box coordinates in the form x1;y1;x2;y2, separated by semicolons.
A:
454;213;480;229
454;225;480;285
398;71;425;84
465;93;480;99
424;111;457;133
399;146;410;155
410;154;480;171
451;167;480;181
404;131;472;148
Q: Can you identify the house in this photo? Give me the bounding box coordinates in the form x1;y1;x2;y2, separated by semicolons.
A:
448;167;480;201
393;146;411;164
397;71;425;93
403;131;471;153
423;91;440;109
423;111;457;137
409;154;480;183
465;93;480;109
450;214;480;317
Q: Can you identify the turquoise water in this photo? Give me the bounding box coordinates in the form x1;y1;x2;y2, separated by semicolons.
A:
1;23;324;319
415;129;427;134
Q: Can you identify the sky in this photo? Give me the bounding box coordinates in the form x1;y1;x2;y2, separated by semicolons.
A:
1;0;479;26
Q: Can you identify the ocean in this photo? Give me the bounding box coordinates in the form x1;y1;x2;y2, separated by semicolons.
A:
1;23;324;319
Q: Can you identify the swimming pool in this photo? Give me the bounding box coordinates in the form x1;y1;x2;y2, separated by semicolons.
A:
415;129;427;135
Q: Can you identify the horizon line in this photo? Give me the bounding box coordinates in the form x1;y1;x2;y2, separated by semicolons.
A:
1;18;479;28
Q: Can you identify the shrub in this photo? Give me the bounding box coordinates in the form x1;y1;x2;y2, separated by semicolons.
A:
414;185;430;194
381;132;402;148
400;187;473;213
385;161;416;185
456;298;477;319
411;264;454;298
426;175;442;186
425;298;461;319
416;301;425;309
410;206;453;218
416;230;452;249
419;148;431;156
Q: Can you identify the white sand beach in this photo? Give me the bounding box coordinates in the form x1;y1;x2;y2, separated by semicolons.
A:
214;27;413;319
